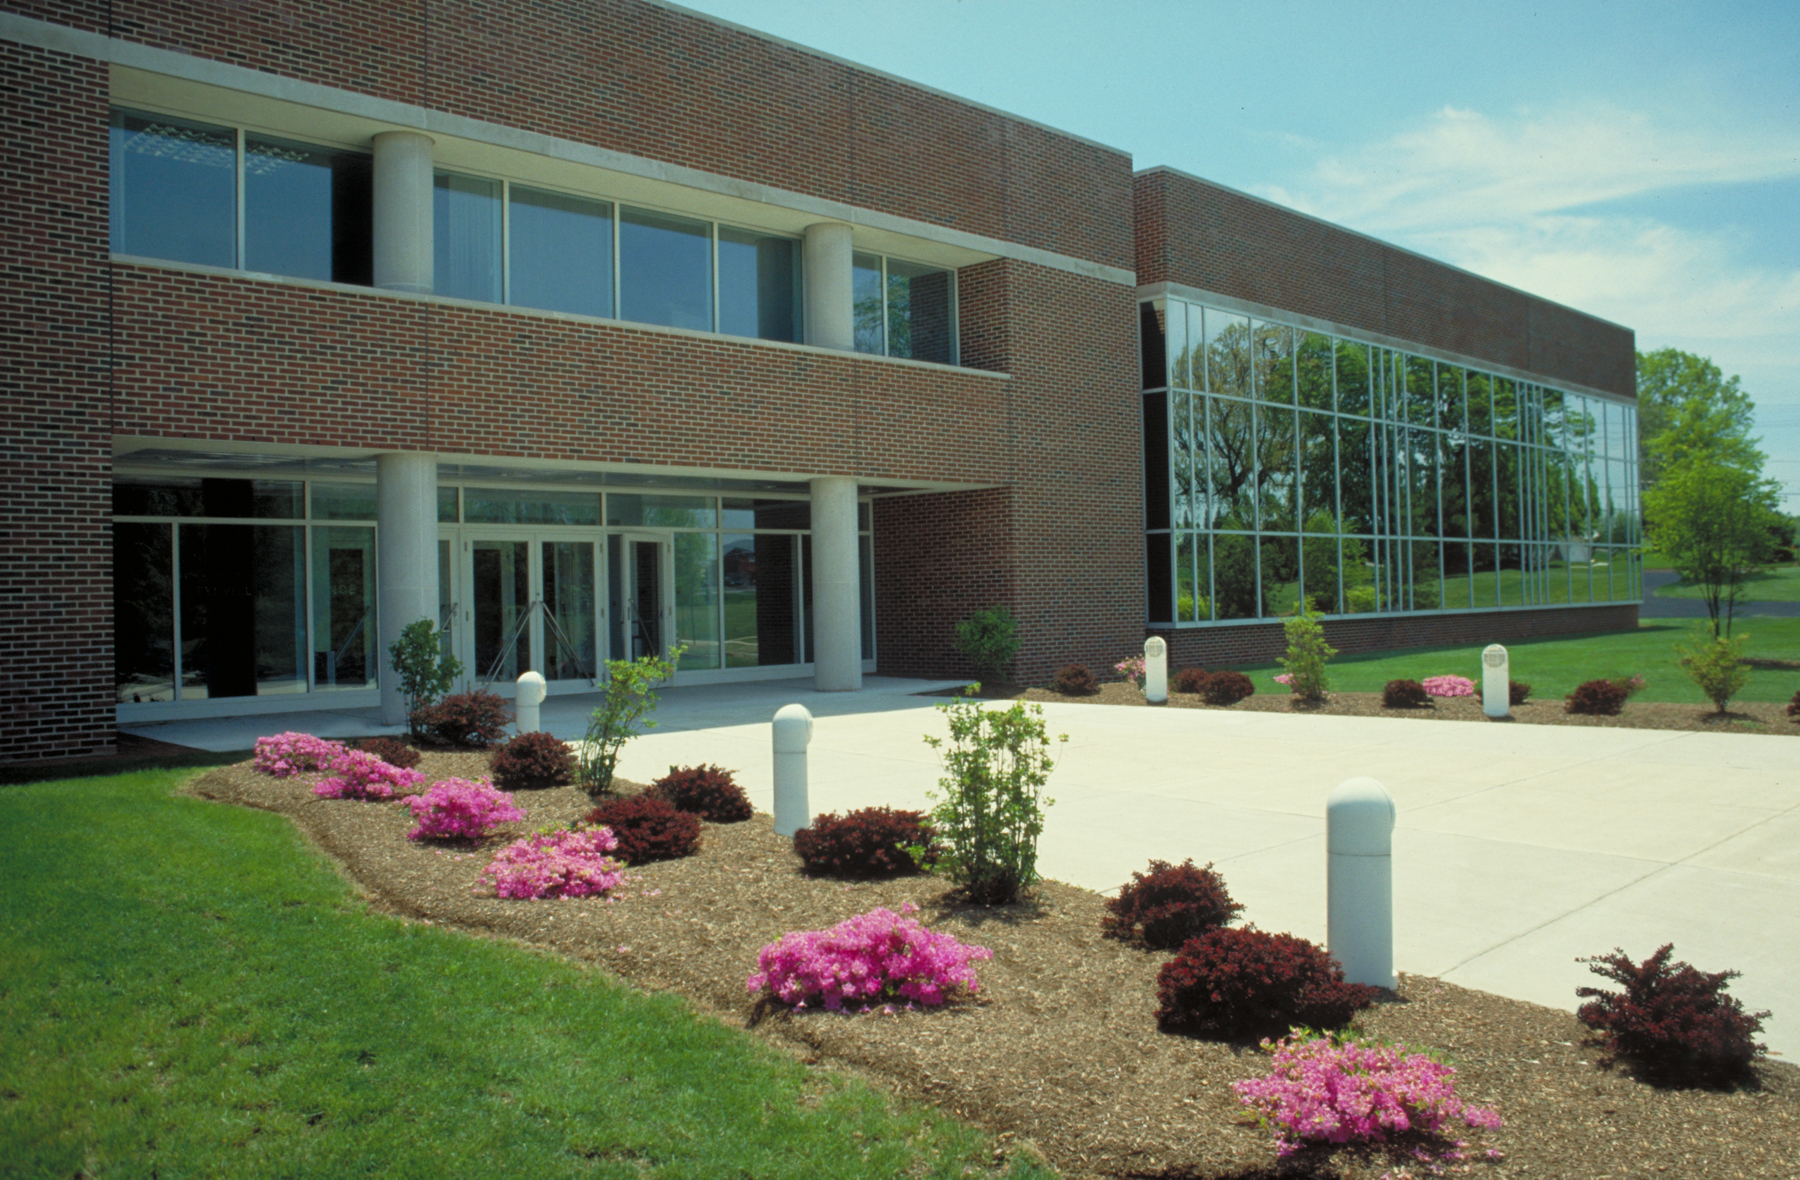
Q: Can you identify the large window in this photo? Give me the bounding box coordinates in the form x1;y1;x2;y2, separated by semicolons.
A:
110;109;372;283
1142;296;1639;623
854;252;957;364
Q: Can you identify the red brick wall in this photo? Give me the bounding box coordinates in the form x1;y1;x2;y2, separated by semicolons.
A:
1134;169;1636;399
1152;604;1639;671
0;40;113;761
7;0;1133;269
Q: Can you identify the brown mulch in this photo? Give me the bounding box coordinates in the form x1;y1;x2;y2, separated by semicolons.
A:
1021;682;1800;735
187;752;1798;1179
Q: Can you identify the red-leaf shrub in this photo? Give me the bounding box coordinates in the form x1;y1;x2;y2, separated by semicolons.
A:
583;794;701;865
1171;667;1211;694
1103;859;1243;949
1509;679;1533;707
794;807;940;878
1051;664;1098;695
1382;679;1430;708
1156;928;1379;1039
1577;944;1769;1085
351;735;422;770
490;730;575;790
650;764;753;822
416;690;514;748
1200;671;1255;706
1785;689;1799;721
1566;678;1628;716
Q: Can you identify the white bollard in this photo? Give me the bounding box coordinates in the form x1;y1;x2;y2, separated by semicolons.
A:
515;670;546;735
772;703;814;837
1327;776;1396;990
1144;636;1168;705
1481;644;1509;719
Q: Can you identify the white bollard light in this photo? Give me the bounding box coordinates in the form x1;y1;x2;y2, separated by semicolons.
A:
1481;644;1509;719
514;670;547;735
1144;636;1168;705
1327;776;1396;990
772;703;814;837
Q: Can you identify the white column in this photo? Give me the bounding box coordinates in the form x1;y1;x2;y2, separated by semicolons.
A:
810;475;862;692
802;222;854;351
377;452;440;725
372;130;435;294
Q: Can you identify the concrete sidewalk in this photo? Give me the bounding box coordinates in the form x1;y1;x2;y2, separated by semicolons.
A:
126;682;1799;1059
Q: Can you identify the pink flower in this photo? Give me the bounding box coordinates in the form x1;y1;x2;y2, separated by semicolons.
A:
746;902;992;1011
254;731;346;777
404;777;525;841
1421;675;1476;698
313;748;426;800
481;827;624;899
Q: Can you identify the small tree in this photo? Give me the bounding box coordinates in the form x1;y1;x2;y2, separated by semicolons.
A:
1278;598;1336;703
1676;623;1750;715
388;618;463;740
1644;459;1779;637
577;646;681;796
919;690;1064;904
951;605;1021;686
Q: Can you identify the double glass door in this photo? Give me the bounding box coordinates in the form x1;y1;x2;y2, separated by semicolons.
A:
441;530;671;692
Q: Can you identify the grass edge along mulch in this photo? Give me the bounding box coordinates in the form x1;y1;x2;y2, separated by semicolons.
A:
0;765;1054;1180
174;754;1800;1180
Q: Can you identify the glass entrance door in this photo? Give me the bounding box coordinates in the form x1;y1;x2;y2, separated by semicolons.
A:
607;532;673;663
457;534;600;689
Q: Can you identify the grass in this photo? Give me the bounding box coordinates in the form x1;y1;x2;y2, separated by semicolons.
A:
1234;618;1800;704
0;768;1051;1179
1651;565;1800;602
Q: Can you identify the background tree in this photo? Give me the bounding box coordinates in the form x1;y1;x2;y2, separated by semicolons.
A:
1642;459;1779;636
1636;348;1761;491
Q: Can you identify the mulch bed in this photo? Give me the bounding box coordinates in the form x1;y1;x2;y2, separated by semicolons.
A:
188;752;1799;1179
1019;682;1800;735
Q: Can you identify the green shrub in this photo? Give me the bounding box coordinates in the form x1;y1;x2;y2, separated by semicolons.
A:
920;689;1064;904
1345;585;1379;614
951;605;1020;685
1676;624;1751;715
1278;599;1336;703
388;618;464;740
578;647;681;796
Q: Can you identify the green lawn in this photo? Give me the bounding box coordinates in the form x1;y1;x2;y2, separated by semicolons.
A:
0;769;1051;1179
1233;618;1800;705
1652;565;1800;602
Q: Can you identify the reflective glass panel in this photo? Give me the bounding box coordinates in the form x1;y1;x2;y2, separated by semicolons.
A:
886;258;954;363
1340;534;1378;613
1441;540;1474;610
606;493;716;529
1172;389;1195;527
1335;340;1371;417
1440;367;1467;436
1439;433;1471;538
1262;535;1300;616
1163;299;1188;389
1498;543;1525;606
1493;378;1519;440
463;488;600;526
1336;415;1375;535
1253;322;1294;403
510;185;613;318
1407;428;1438;537
852;252;883;354
244;134;371;284
433;172;501;303
1405;356;1436;428
1297;332;1333;410
543;541;597;680
471;539;532;680
438;486;460;523
1298;410;1338;533
1496;443;1523;539
311;482;378;521
1210;532;1260;619
1254;404;1296;531
110;110;235;267
312;525;376;690
620;207;712;330
115;522;175;702
718;226;797;342
1177;533;1198;622
1205;310;1250;398
178;524;306;698
1206;396;1255;529
721;498;809;530
1409;540;1442;610
674;531;720;670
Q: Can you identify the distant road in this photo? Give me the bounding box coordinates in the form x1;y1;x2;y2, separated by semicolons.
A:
1638;570;1800;618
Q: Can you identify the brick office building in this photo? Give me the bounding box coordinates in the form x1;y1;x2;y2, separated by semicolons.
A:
0;1;1636;763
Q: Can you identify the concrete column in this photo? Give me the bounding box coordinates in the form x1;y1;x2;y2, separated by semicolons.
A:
810;475;862;692
802;222;854;351
377;452;440;725
373;131;435;294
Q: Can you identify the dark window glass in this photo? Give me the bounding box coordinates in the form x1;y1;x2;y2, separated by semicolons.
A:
463;488;600;526
114;479;203;517
311;483;378;520
886;259;953;363
312;525;376;689
1146;533;1173;622
510;185;613;317
438;486;459;523
718;227;796;342
721;498;809;530
1142;391;1169;530
1139;302;1167;391
852;252;883;354
178;523;306;698
619;207;711;330
115;522;175;702
433;172;501;303
244;135;371;284
860;533;876;660
110;110;235;267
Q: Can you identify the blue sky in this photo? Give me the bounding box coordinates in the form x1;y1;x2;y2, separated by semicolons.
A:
679;0;1800;511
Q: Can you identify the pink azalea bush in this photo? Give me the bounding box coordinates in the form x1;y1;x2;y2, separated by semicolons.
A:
254;731;346;777
480;826;626;899
1232;1034;1502;1166
404;777;525;841
1421;675;1476;698
1273;673;1293;686
312;748;427;800
747;902;993;1011
1115;655;1147;687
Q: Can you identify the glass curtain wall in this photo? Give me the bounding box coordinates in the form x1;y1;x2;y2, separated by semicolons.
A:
1142;296;1639;623
853;252;958;364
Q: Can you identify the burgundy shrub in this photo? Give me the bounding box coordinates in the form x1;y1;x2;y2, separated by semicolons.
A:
1156;927;1379;1040
1509;679;1533;707
649;764;753;822
416;690;514;748
1577;944;1769;1085
1382;679;1430;709
1200;671;1255;706
1103;859;1243;950
1051;664;1099;695
351;735;421;770
1566;679;1628;716
1171;667;1211;695
793;807;941;878
1785;689;1799;721
490;730;575;790
584;794;702;865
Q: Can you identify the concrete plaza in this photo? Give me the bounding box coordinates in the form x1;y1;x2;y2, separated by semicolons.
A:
128;678;1799;1060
